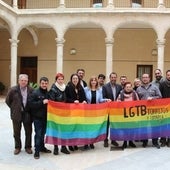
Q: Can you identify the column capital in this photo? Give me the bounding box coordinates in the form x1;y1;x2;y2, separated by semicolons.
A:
105;38;114;44
55;38;65;45
9;38;19;44
158;0;165;9
59;0;65;8
156;39;166;47
107;0;114;8
9;39;20;47
12;0;18;9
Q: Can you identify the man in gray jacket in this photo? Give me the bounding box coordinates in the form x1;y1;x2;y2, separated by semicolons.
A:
136;73;162;149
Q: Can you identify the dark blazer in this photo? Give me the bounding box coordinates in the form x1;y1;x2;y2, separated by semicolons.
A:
5;85;33;121
102;82;122;101
82;80;87;87
65;83;86;103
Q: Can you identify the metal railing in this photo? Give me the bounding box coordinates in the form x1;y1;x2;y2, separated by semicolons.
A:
1;0;170;9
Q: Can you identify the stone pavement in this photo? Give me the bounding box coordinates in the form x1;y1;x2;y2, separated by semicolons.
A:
1;96;170;170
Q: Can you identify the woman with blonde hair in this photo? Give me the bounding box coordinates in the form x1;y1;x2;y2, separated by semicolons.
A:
84;76;111;149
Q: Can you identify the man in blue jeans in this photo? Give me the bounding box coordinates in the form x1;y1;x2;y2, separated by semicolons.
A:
28;77;51;159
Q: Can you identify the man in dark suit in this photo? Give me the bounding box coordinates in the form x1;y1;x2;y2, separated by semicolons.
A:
102;72;122;147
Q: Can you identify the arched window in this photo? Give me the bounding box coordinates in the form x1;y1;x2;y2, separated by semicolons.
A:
132;0;142;8
92;0;103;8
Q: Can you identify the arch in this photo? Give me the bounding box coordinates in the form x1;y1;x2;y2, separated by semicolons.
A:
0;17;13;37
113;19;156;35
17;21;57;37
25;26;38;46
63;20;107;37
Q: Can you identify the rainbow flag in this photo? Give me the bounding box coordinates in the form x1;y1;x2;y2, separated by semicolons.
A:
109;98;170;141
45;100;108;146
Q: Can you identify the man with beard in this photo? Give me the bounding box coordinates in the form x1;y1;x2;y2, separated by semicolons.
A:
136;73;162;149
102;72;122;147
152;69;164;88
77;68;87;88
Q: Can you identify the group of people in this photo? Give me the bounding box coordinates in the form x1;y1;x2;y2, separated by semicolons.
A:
5;68;170;159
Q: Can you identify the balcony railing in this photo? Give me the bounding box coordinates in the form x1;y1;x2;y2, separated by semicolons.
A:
2;0;170;9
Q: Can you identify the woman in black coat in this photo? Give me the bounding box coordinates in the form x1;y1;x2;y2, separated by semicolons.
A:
48;73;70;155
65;73;87;151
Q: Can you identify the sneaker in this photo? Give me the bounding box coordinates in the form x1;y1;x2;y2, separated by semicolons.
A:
34;152;40;159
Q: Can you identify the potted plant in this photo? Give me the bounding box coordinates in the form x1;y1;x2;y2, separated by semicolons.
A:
0;81;5;95
29;82;38;89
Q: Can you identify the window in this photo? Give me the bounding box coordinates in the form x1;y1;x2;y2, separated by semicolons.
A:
92;0;103;8
18;0;26;9
132;0;142;8
137;65;153;81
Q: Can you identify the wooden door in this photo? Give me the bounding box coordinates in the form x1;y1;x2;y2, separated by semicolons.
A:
20;56;37;83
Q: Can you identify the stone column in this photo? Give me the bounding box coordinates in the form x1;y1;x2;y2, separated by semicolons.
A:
158;0;165;8
12;0;18;9
59;0;65;8
105;38;114;80
55;38;65;73
156;39;166;73
107;0;114;8
9;39;19;87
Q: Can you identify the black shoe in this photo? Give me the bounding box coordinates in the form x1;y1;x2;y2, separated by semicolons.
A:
61;147;70;154
153;143;160;149
53;147;59;155
161;142;166;147
84;145;89;150
104;140;108;147
111;140;119;147
74;146;78;150
90;144;95;149
167;139;170;147
34;152;40;159
142;141;148;148
160;138;166;147
122;141;127;149
68;146;74;151
41;147;51;153
129;141;136;148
